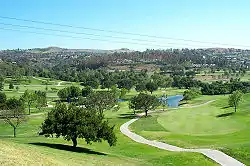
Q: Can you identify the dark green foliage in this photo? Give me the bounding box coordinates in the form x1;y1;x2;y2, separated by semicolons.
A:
5;98;25;110
119;88;128;99
129;93;160;116
172;76;201;89
146;81;158;94
102;79;114;90
228;90;243;112
82;80;99;89
117;79;133;90
85;91;117;115
135;82;147;92
0;76;4;91
21;90;37;114
82;86;93;97
57;86;81;101
0;92;6;104
39;103;117;147
0;97;26;137
35;90;47;110
183;88;201;101
201;80;250;95
9;82;14;89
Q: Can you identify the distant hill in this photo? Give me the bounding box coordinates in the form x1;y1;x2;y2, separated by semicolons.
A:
26;47;133;54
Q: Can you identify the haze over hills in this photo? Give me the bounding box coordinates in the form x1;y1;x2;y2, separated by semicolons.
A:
23;46;133;54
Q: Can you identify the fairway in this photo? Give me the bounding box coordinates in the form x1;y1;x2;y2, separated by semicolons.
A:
131;94;250;165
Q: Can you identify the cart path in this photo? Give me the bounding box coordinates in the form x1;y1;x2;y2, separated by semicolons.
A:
120;100;245;166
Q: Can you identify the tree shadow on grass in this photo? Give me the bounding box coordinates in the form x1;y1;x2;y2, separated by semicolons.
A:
216;112;235;118
118;113;136;119
221;106;231;109
29;142;106;155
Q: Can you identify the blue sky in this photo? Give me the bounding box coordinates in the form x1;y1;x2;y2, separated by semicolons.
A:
0;0;250;50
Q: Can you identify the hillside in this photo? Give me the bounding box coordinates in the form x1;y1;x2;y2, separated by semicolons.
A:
26;47;133;54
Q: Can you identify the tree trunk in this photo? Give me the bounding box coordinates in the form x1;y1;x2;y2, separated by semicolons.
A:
145;110;148;116
72;137;77;147
150;91;152;94
28;105;31;115
134;110;135;115
234;105;236;112
13;127;16;138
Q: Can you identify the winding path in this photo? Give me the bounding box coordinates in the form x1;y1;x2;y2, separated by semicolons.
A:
120;101;245;166
56;81;64;86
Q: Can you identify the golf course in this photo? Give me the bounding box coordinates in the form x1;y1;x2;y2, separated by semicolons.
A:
0;77;222;166
0;76;249;165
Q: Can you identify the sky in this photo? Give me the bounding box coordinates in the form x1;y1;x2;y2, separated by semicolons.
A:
0;0;250;50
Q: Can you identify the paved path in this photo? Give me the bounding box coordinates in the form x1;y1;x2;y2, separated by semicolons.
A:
120;101;245;166
32;76;64;86
57;81;64;86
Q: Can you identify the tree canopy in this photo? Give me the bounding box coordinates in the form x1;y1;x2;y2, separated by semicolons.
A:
0;97;26;137
129;93;160;116
39;103;117;147
228;90;243;112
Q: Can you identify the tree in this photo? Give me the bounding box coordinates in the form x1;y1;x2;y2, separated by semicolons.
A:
183;88;201;101
135;83;147;92
102;79;114;90
39;103;117;147
117;79;133;91
68;86;81;101
82;86;93;97
110;85;120;99
21;90;37;115
35;91;47;111
129;93;160;116
57;88;69;101
57;86;81;102
85;91;117;115
9;82;14;89
120;88;128;99
0;76;4;91
228;90;243;112
16;86;19;92
146;81;158;94
0;98;26;137
0;92;6;104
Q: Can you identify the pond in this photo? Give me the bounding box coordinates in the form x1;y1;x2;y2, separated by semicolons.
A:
159;95;184;108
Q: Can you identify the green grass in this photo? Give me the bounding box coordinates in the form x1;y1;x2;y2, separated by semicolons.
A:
131;94;250;165
0;102;217;166
0;79;216;166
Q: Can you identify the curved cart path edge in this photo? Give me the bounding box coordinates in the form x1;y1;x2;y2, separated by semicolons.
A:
120;100;245;166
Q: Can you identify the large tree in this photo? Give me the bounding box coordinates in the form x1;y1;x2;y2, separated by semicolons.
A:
0;98;26;137
129;93;160;116
228;90;243;112
39;103;117;147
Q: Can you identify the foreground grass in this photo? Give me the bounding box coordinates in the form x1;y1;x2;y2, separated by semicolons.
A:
131;94;250;165
0;102;217;166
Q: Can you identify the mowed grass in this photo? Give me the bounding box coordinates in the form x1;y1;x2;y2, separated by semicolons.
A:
131;94;250;165
0;102;217;166
0;79;217;166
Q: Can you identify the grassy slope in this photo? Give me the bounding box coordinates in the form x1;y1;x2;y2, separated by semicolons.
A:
131;94;250;165
0;100;217;166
